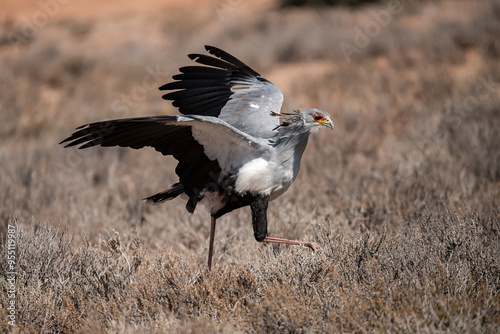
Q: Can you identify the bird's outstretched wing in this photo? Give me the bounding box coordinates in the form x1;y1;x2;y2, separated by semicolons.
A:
60;115;271;174
160;45;284;139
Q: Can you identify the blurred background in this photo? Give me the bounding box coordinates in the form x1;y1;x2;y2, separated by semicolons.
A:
1;0;499;258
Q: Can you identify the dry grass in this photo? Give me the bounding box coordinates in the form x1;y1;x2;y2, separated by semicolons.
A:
1;0;499;332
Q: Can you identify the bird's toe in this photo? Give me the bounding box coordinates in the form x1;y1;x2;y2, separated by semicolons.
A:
305;241;320;252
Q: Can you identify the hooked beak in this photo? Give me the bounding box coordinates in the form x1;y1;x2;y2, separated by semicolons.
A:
317;117;334;130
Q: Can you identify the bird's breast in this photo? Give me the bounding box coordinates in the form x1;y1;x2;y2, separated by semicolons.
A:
234;157;294;197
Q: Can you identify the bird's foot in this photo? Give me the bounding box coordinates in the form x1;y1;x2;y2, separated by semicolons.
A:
261;236;320;252
303;241;320;252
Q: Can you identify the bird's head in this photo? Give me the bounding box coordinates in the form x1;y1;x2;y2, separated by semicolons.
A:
301;108;333;132
271;108;333;135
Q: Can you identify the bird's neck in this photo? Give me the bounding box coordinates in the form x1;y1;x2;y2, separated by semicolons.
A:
271;126;311;179
272;124;311;151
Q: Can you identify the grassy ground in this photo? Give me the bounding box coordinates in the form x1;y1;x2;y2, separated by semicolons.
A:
1;0;499;332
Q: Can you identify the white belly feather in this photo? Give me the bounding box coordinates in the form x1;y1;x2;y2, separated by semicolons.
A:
235;157;293;196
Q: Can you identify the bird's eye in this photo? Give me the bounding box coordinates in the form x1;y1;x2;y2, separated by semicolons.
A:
312;113;323;121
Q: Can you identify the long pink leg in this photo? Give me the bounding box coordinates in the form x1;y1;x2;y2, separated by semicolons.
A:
208;216;216;270
261;236;318;251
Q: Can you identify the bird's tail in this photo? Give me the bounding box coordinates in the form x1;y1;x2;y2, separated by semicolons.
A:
144;183;184;204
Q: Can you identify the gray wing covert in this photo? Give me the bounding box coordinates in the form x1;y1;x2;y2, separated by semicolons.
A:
160;45;283;139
